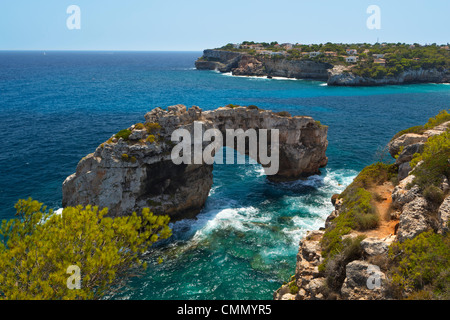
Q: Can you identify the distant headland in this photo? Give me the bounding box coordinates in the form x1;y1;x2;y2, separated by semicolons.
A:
195;42;450;86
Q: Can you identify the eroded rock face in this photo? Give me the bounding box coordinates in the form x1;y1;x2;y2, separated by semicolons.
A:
397;197;432;242
63;105;328;219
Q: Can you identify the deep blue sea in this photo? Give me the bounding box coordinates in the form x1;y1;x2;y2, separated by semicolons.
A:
0;51;449;299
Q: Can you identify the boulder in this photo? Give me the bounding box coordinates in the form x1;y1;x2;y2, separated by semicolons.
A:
397;197;431;242
341;261;387;300
388;133;427;159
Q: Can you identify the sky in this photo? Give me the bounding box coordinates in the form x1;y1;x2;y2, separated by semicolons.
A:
0;0;448;51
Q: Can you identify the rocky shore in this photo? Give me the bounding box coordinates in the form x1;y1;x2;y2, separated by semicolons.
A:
62;105;328;220
196;49;450;86
274;117;450;300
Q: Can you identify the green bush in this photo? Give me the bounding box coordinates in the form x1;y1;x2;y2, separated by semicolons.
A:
288;281;299;294
144;122;161;134
246;105;259;110
423;184;445;205
410;130;450;191
225;104;240;109
115;129;132;141
134;123;145;130
146;135;156;143
389;230;450;299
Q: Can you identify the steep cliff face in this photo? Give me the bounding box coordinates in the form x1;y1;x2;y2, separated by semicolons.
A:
63;105;328;219
194;49;244;72
327;68;450;86
232;56;332;80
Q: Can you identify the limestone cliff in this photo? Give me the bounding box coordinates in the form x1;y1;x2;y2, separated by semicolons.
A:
195;49;332;81
62;105;328;220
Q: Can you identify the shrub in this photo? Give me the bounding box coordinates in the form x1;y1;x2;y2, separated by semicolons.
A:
246;105;259;110
225;104;240;109
146;135;156;143
115;129;132;141
144;122;161;134
130;156;137;163
0;199;171;300
288;281;299;294
389;230;450;298
423;184;445;206
134;123;145;130
121;153;129;161
410;130;450;191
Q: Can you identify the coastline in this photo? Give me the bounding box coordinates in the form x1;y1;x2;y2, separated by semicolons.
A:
195;48;450;87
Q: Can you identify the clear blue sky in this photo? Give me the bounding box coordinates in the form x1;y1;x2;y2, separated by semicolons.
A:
0;0;448;50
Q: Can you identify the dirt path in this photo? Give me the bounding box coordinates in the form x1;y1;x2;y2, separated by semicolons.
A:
363;181;398;238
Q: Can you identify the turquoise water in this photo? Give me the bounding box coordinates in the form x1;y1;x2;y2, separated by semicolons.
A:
0;51;449;299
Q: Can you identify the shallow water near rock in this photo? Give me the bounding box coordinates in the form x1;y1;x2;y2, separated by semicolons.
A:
0;51;449;299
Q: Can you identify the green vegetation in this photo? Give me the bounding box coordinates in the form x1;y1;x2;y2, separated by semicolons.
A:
409;129;450;202
288;281;299;294
134;123;145;130
115;129;132;141
121;153;129;161
389;231;450;299
146;135;156;143
0;199;171;299
144;122;161;134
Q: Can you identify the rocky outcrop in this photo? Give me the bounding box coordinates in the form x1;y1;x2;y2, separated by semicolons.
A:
327;68;450;86
63;105;328;219
195;50;244;72
388;121;450;180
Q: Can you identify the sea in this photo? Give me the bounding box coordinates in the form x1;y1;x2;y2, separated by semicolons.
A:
0;51;449;299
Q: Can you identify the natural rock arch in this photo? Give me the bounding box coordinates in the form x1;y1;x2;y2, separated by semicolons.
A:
63;105;328;220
